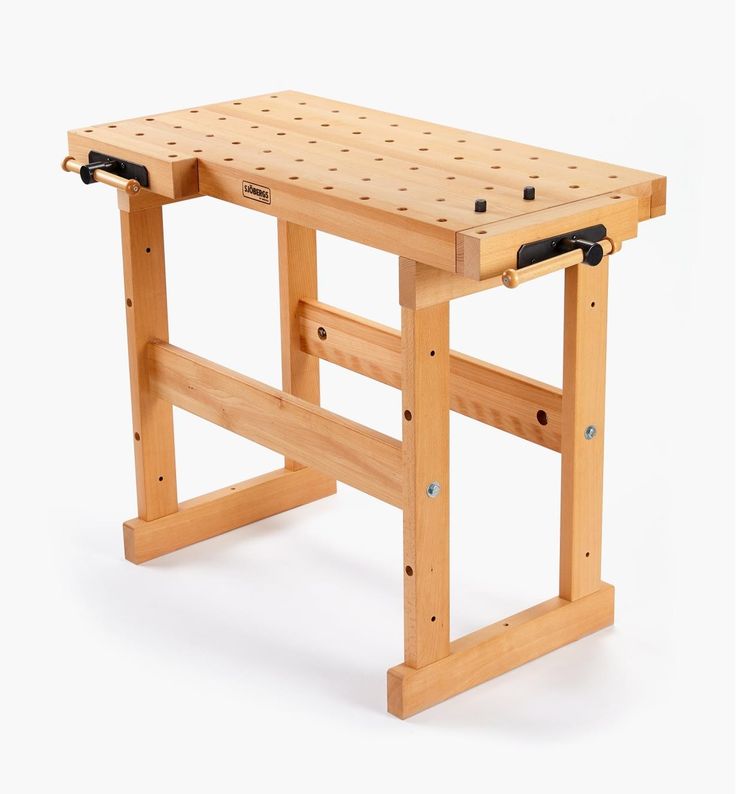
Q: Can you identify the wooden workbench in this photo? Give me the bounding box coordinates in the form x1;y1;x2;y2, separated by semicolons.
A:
64;91;665;718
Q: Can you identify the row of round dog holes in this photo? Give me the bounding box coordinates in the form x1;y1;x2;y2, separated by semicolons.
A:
82;126;617;182
86;123;621;186
84;121;617;183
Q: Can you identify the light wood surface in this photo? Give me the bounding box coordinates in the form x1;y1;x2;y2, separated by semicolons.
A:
148;342;402;507
388;583;614;718
298;298;562;450
278;220;324;472
63;91;665;719
399;257;502;308
401;303;450;668
559;259;609;601
119;205;178;520
459;193;637;279
123;467;335;563
68;91;665;273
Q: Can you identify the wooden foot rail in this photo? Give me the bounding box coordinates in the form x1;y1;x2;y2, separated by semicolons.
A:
147;341;403;507
124;467;335;563
388;583;614;718
298;299;562;451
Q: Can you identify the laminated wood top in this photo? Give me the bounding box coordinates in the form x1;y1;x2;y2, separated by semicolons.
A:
67;91;665;277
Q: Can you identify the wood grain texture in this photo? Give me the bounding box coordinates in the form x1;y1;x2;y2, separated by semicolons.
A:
278;221;325;472
119;205;178;520
388;583;614;718
458;193;638;280
399;256;502;308
401;303;450;668
148;342;402;507
68;91;665;271
559;259;609;601
123;467;336;563
298;298;561;450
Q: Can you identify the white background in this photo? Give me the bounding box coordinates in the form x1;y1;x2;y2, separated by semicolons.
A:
2;1;733;791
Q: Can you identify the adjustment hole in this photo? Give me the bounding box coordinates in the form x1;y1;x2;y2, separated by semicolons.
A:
591;301;596;307
585;551;591;557
134;432;140;441
430;616;437;622
404;410;412;421
429;350;436;357
405;565;413;576
503;623;510;627
145;247;151;253
158;476;164;482
536;409;548;426
126;298;132;308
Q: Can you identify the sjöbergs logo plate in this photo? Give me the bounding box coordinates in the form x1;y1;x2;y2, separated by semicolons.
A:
242;181;271;204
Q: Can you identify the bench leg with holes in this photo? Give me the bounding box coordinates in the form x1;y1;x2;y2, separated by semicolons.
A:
120;199;336;565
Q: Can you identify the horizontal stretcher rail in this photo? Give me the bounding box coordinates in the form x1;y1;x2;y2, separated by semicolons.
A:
298;299;562;451
147;342;403;507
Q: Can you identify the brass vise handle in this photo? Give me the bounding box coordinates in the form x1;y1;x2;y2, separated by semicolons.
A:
61;156;141;194
502;237;614;288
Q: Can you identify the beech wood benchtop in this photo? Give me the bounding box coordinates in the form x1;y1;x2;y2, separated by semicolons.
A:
68;90;665;276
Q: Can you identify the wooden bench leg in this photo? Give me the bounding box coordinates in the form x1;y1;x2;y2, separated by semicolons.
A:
279;220;331;473
119;202;179;524
399;299;451;669
388;258;614;719
121;206;335;563
560;258;610;601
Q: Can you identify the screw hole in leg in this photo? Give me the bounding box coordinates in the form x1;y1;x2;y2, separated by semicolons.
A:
585;551;590;557
405;565;413;576
504;623;510;627
126;298;132;307
404;410;412;421
158;476;164;482
536;409;548;426
145;247;151;254
590;301;596;307
134;432;140;441
430;616;436;622
429;350;436;357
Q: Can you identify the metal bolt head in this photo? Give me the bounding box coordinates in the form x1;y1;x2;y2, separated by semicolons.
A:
584;425;597;440
426;482;441;498
317;326;327;340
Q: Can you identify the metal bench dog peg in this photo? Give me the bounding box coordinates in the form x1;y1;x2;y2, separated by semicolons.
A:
62;91;666;718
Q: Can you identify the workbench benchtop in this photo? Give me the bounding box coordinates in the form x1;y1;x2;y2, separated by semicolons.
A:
67;90;665;275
